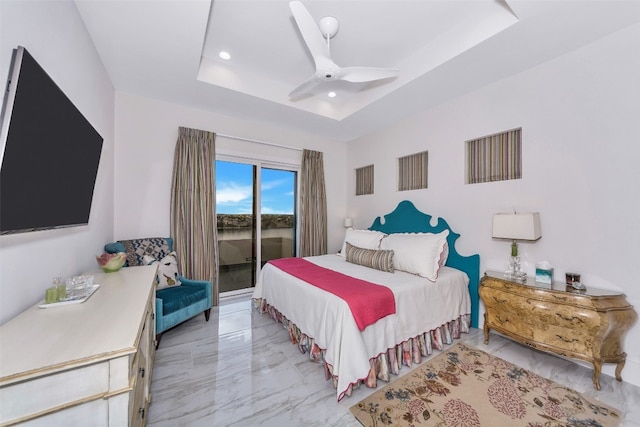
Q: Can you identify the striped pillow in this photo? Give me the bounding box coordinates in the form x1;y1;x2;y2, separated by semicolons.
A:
345;242;394;273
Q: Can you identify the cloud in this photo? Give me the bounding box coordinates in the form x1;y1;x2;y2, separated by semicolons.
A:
261;178;287;191
217;183;252;203
217;178;294;214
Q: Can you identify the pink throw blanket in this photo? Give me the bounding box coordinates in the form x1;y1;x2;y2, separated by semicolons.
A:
268;257;396;331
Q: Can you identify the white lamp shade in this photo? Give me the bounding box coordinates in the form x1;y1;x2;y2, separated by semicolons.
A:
492;213;541;241
343;218;353;228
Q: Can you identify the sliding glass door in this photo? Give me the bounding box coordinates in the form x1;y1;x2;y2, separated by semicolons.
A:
216;159;296;295
260;168;296;268
216;161;256;294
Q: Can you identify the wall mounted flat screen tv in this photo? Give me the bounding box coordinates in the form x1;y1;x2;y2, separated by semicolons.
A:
0;46;103;235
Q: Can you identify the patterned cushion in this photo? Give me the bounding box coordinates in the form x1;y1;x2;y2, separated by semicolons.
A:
345;242;394;273
121;237;171;267
143;251;182;289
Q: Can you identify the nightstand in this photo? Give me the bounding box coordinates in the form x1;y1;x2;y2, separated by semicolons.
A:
479;270;637;389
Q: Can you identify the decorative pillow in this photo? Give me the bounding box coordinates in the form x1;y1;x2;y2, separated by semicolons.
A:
122;237;171;267
143;251;182;289
379;230;450;282
439;240;450;269
339;229;387;257
345;242;394;273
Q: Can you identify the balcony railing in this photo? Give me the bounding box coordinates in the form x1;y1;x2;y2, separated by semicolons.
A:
217;214;294;293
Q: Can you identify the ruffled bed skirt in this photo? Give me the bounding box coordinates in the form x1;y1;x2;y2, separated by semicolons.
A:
253;297;471;400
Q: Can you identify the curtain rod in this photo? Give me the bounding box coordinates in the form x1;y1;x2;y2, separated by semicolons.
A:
217;133;303;152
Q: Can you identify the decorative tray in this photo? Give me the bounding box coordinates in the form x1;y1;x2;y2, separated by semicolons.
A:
38;284;100;308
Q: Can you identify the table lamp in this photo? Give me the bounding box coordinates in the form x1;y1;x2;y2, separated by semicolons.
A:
492;212;541;281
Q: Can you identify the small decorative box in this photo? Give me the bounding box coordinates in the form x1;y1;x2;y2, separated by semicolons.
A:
535;261;553;285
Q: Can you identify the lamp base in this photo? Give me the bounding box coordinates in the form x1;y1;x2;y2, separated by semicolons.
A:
504;256;526;283
504;270;527;283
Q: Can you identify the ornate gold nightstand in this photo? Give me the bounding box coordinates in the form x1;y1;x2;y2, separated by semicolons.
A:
479;270;637;389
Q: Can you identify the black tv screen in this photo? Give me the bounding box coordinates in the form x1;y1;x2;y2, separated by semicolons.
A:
0;46;103;235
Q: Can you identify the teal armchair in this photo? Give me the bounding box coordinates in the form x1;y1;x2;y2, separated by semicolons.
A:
104;237;212;348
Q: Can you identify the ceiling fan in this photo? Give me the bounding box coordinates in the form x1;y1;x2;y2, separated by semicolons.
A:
288;1;398;99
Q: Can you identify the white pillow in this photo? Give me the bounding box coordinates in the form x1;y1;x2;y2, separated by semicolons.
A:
339;228;387;257
143;251;182;289
379;230;450;281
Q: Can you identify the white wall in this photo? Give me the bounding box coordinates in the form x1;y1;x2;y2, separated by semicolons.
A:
113;92;347;253
346;23;640;386
0;0;115;324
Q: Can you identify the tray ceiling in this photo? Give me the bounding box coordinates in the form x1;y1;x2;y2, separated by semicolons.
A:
75;0;640;142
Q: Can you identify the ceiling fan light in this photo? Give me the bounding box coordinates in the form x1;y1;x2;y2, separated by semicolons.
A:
318;16;339;39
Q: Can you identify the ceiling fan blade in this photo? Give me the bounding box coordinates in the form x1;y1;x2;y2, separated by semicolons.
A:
289;75;323;98
289;1;334;70
339;67;399;83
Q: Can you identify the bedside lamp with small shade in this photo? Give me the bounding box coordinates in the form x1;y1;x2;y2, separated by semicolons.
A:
343;218;353;228
492;212;542;281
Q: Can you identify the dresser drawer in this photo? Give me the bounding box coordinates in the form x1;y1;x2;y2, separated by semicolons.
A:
0;362;109;424
532;323;593;355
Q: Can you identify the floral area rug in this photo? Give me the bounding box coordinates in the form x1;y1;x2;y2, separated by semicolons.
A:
350;342;620;427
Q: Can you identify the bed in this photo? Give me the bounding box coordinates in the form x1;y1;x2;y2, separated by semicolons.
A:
252;200;480;401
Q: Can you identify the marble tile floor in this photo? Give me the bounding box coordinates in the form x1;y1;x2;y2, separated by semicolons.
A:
147;294;640;426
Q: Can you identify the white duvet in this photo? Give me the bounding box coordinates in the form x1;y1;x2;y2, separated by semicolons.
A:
252;254;471;400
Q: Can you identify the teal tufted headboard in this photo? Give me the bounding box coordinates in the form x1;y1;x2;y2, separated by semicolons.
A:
368;200;480;328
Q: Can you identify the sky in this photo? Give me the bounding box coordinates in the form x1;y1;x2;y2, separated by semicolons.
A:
215;160;295;215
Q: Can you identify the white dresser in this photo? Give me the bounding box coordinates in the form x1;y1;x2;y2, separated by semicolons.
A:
0;265;157;426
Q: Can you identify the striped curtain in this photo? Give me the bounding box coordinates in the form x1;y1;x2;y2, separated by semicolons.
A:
467;128;522;184
300;149;327;257
398;151;428;191
355;164;374;195
170;127;219;306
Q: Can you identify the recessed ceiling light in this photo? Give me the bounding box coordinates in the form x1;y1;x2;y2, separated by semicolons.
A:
219;51;231;60
328;91;336;98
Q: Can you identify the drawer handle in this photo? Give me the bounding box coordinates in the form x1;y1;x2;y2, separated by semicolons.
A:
556;313;584;324
139;367;145;378
139;407;145;419
556;335;578;343
495;315;509;325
